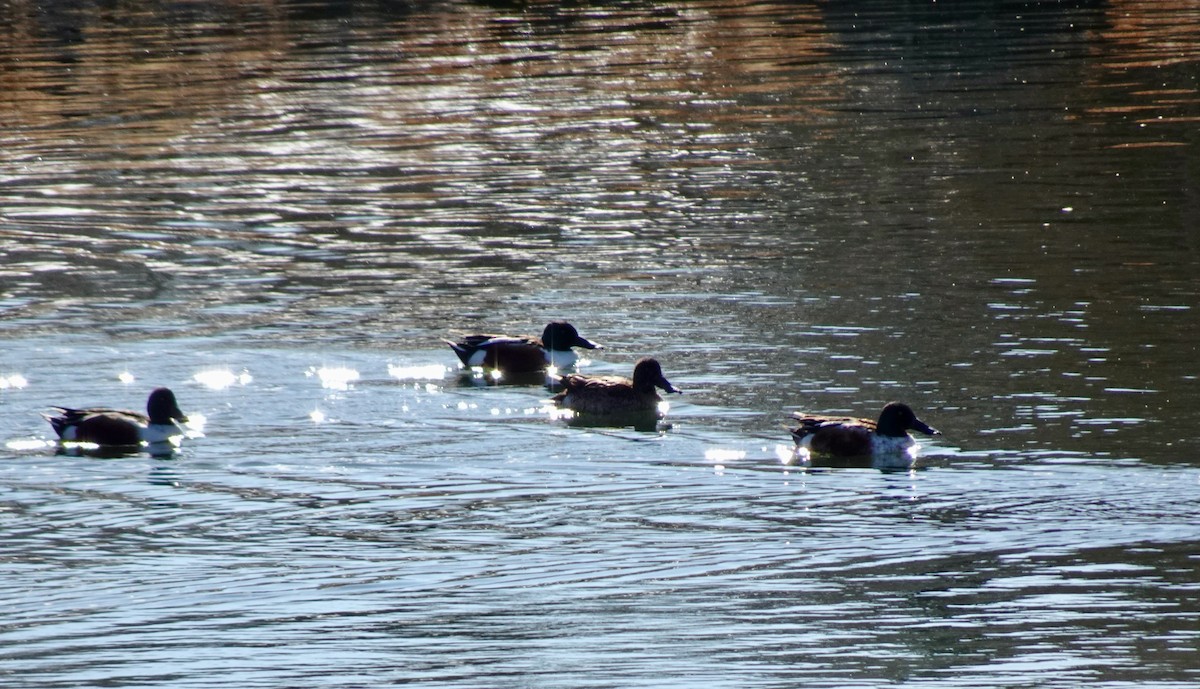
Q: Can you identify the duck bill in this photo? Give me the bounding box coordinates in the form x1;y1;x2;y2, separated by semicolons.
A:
912;418;940;436
574;336;602;350
660;377;682;395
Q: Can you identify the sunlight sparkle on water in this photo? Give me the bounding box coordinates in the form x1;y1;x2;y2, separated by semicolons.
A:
0;373;28;390
193;368;253;390
704;448;746;462
547;406;574;422
182;413;207;438
783;445;807;465
310;409;326;423
6;438;54;451
118;371;135;384
307;366;360;390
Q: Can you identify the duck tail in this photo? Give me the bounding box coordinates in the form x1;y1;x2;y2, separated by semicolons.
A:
42;408;73;438
785;414;821;444
444;340;473;367
787;426;807;445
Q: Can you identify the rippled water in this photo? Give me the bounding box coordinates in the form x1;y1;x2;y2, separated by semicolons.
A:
2;1;1199;687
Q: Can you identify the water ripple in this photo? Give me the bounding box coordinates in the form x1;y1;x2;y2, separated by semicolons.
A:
3;1;1200;686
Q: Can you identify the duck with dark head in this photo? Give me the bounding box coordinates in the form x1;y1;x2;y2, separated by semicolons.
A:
552;357;681;428
446;321;602;377
789;402;940;458
44;387;189;450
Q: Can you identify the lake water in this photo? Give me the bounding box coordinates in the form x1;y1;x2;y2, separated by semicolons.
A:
2;1;1199;686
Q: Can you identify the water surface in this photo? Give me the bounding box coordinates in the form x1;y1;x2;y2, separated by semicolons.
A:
2;1;1199;687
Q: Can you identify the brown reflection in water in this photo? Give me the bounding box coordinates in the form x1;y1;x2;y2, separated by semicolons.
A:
1099;0;1200;69
0;0;849;328
0;1;289;132
0;1;843;142
1086;0;1200;139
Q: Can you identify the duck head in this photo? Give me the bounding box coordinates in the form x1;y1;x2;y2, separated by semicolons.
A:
875;402;939;438
631;357;681;395
541;321;602;352
147;387;188;425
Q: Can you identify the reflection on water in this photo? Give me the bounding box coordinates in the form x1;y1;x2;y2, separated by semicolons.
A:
193;368;253;391
1;1;1200;687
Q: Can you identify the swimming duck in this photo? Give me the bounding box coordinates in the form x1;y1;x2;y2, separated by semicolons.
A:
552;357;681;416
789;402;940;457
44;387;188;447
446;321;602;374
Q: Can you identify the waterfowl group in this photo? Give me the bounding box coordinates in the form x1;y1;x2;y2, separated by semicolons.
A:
39;320;943;463
447;321;942;458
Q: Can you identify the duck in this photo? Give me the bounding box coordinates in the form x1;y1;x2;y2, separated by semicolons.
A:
789;402;940;457
44;387;188;447
552;357;681;416
446;321;602;374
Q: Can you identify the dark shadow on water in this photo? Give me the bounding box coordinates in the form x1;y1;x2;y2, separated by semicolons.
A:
562;411;669;434
799;451;921;473
454;370;556;389
54;440;181;459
